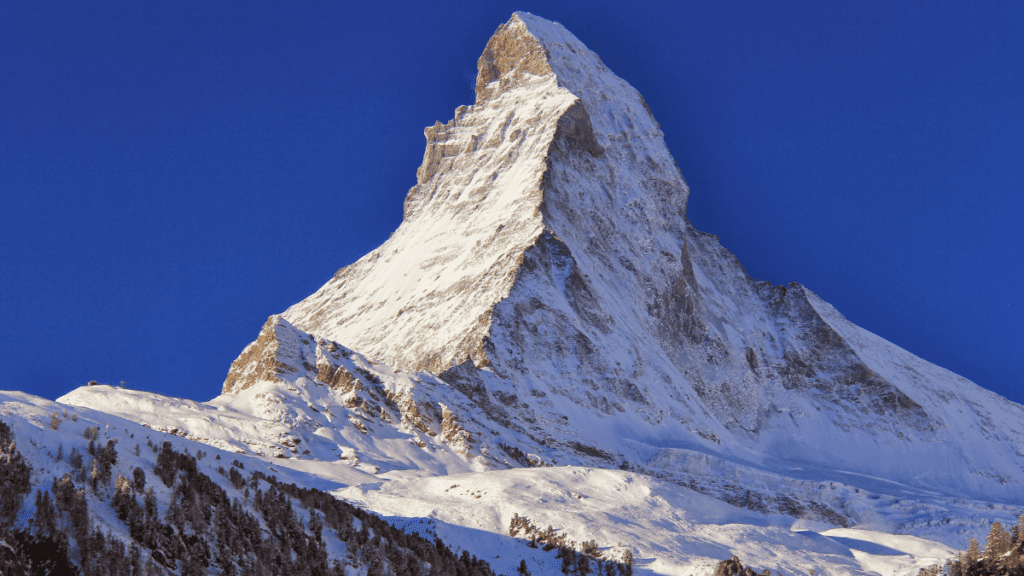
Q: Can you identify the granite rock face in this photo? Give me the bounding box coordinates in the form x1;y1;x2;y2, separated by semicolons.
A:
224;13;1024;503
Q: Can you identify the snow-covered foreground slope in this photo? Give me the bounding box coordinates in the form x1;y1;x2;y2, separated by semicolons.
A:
0;390;383;573
4;390;1015;576
340;467;963;576
57;374;1021;556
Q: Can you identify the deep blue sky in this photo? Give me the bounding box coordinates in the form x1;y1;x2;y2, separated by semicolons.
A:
2;1;1021;406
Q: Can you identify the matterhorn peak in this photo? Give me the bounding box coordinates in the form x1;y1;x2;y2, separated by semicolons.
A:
473;13;634;119
223;13;1024;503
472;13;559;101
283;13;690;378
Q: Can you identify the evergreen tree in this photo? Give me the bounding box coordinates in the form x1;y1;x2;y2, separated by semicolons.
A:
88;458;100;493
310;510;324;544
559;548;574;575
0;424;32;527
579;555;592;576
96;440;117;484
133;466;146;492
143;488;158;523
965;538;982;567
68;484;91;545
711;556;764;576
112;474;139;522
945;554;965;576
154;441;178;487
621;549;634;576
68;446;83;471
32;489;57;536
986;521;1011;561
368;548;388;576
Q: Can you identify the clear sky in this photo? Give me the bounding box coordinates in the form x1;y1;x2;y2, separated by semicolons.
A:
2;1;1021;406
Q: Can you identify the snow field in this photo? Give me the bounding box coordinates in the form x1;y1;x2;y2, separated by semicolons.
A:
338;466;960;576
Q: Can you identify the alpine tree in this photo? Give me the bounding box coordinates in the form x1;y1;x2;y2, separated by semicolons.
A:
986;521;1011;561
32;490;57;536
965;538;982;567
0;419;32;526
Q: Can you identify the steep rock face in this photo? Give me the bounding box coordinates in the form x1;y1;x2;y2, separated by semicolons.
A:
222;315;318;394
227;13;1024;502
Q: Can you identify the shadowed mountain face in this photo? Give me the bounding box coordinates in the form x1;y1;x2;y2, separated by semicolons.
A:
220;13;1024;503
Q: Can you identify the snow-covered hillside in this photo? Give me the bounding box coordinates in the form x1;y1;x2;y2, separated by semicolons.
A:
0;390;504;575
4;390;1016;576
5;11;1023;576
338;467;965;576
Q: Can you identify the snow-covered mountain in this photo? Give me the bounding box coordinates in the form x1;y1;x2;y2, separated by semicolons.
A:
5;12;1024;576
244;12;1024;502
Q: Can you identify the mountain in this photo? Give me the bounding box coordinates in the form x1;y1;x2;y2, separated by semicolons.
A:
4;12;1023;576
248;12;1023;502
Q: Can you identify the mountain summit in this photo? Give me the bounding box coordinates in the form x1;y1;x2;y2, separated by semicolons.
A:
274;12;682;376
220;12;1024;503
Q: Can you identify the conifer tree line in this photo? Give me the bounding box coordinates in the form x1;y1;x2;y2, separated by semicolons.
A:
508;513;634;576
929;512;1024;576
0;417;512;576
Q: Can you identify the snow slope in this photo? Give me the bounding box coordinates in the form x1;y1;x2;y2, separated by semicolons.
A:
339;466;966;576
4;390;1012;576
